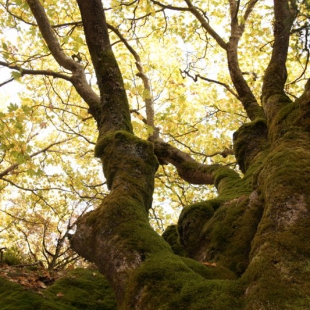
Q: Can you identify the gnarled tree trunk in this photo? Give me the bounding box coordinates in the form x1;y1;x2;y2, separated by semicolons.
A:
25;0;310;308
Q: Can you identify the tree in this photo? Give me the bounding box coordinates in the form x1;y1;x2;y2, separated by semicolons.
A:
1;0;310;308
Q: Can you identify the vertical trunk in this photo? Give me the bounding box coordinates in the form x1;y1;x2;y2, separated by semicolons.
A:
242;100;310;308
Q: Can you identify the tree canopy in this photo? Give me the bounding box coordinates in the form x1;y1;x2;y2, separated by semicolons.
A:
1;0;310;309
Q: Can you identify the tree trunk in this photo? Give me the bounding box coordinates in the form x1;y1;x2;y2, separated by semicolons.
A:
65;0;310;309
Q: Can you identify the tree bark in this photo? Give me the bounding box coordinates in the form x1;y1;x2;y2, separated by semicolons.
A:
22;0;310;308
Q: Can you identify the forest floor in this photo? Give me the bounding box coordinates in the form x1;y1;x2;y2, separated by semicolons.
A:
0;264;117;310
0;263;68;292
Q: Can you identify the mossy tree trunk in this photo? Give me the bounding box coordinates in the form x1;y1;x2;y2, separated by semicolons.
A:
26;0;310;308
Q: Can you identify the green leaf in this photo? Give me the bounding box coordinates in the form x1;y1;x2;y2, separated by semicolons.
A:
11;70;22;80
2;42;7;50
26;169;37;177
143;89;151;100
146;125;154;135
21;105;32;115
7;103;19;112
15;122;23;133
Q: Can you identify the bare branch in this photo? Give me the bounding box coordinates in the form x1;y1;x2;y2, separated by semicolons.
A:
150;0;191;12
25;0;101;115
0;78;14;87
0;61;72;81
180;69;240;99
183;0;227;49
0;138;74;179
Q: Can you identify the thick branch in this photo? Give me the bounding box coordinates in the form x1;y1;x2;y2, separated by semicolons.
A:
76;0;132;135
26;0;79;72
226;0;264;120
179;0;263;120
25;0;101;117
262;0;297;120
297;78;310;106
243;0;259;22
108;24;157;137
154;140;240;189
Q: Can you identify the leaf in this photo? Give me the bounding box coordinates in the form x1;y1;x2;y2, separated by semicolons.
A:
7;103;19;112
143;89;151;100
2;41;8;50
37;281;47;289
15;122;23;132
146;125;154;135
26;169;37;177
21;105;32;115
11;71;22;81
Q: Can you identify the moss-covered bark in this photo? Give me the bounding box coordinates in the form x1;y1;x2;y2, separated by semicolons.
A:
241;102;310;309
67;1;310;308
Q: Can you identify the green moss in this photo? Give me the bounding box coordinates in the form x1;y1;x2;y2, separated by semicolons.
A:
177;200;217;257
180;257;236;280
124;252;244;310
162;225;185;256
94;131;158;210
176;147;265;271
45;268;116;310
242;251;310;310
199;192;263;275
240;105;310;308
233;118;269;173
0;268;116;310
0;277;60;310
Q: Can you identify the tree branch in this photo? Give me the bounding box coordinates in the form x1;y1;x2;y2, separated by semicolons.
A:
0;78;14;87
154;140;240;188
180;69;240;99
0;138;73;179
297;78;310;106
183;0;227;50
262;0;298;120
226;0;264;120
76;0;133;135
150;0;191;12
25;0;101;116
107;24;157;138
26;0;79;71
243;0;259;22
0;61;72;81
